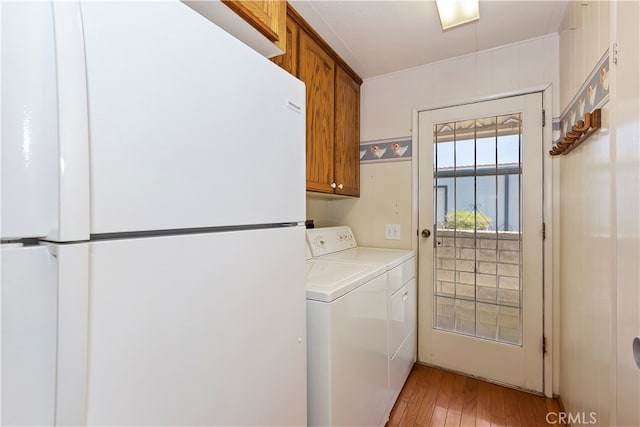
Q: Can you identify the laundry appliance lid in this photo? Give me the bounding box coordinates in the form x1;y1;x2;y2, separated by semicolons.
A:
318;246;415;270
304;259;384;303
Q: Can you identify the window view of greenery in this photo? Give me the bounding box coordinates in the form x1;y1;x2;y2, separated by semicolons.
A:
443;209;492;230
434;117;522;232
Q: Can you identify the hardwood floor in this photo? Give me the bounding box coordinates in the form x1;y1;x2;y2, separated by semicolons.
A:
388;364;563;427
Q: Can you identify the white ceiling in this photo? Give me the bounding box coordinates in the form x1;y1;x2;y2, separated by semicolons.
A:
289;0;568;80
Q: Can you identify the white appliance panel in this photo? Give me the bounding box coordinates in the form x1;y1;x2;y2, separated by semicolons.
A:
389;279;417;358
1;2;59;240
1;245;58;426
2;242;93;426
320;247;415;271
389;330;417;411
85;227;306;426
306;227;414;269
307;273;388;427
51;1;91;242
52;243;90;426
306;226;357;256
388;256;416;294
80;1;305;234
305;259;385;302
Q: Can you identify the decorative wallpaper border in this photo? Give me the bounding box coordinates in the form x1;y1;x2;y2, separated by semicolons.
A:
360;137;412;164
556;51;609;142
552;118;561;143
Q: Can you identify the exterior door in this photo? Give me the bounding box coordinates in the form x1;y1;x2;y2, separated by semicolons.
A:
417;93;544;392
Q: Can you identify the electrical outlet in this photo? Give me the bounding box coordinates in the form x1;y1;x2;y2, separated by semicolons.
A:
384;224;401;240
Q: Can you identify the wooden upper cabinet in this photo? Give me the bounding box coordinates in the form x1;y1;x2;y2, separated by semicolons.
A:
271;15;298;75
299;31;336;194
334;67;360;197
272;5;362;196
222;0;286;51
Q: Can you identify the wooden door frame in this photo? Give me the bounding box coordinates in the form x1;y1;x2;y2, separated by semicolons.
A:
410;86;555;398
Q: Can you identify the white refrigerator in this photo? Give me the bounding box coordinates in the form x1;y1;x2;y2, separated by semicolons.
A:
1;1;307;426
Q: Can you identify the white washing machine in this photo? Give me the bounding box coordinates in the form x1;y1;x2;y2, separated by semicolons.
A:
305;241;389;427
306;226;417;417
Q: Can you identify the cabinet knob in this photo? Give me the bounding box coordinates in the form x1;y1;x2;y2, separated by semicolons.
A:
338;183;344;190
330;182;337;189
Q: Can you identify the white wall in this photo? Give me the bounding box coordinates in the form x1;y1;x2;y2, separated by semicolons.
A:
306;194;330;227
557;2;612;424
557;1;640;425
359;35;560;143
613;1;640;424
557;5;613;418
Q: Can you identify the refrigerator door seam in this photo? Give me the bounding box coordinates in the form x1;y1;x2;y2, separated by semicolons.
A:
88;222;304;241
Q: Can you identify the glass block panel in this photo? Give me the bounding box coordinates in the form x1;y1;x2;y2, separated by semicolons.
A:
436;296;455;330
455;299;476;335
476;303;497;340
498;306;522;345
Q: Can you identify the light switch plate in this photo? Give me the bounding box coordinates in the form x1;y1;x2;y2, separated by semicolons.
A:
384;224;401;240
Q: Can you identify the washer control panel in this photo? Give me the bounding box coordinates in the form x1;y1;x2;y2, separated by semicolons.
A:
306;226;357;257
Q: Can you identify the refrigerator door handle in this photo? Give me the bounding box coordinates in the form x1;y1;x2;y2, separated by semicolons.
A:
52;243;90;426
50;2;91;242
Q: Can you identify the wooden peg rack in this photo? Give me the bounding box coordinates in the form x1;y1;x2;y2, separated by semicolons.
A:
549;109;602;156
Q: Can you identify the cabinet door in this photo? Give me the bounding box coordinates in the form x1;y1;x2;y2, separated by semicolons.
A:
222;0;286;51
334;66;360;197
271;15;298;75
299;31;335;193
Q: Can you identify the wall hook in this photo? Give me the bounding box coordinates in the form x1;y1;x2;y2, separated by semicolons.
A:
549;109;602;156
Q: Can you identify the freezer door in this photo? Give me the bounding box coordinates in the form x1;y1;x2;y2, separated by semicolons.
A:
1;3;59;240
80;1;305;234
2;1;91;242
85;226;307;425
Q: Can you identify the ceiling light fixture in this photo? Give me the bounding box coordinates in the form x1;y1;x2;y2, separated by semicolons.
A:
435;0;480;30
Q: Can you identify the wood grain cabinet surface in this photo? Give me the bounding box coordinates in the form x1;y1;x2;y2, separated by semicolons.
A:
222;0;287;51
334;67;360;197
271;15;298;75
272;5;362;197
299;31;336;194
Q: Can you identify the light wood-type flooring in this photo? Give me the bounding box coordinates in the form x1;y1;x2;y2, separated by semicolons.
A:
388;364;564;427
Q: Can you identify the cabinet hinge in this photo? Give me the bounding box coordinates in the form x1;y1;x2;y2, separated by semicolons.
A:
542;109;546;127
542;223;546;240
612;42;618;65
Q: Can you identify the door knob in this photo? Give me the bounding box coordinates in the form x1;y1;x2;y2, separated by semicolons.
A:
421;229;431;238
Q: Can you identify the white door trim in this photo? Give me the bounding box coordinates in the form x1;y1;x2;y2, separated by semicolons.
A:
410;86;554;397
